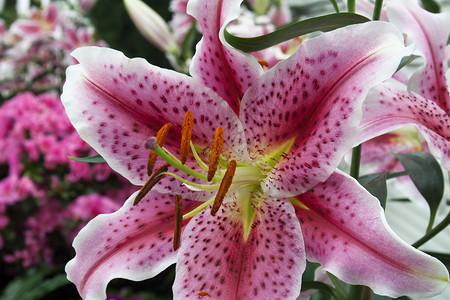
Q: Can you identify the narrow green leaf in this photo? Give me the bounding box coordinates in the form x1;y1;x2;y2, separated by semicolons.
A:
224;13;370;53
358;172;387;209
68;154;106;163
421;0;441;13
0;268;47;300
24;274;70;300
394;152;444;230
395;54;420;73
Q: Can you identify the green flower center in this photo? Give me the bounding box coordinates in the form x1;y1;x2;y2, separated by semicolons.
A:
137;111;294;242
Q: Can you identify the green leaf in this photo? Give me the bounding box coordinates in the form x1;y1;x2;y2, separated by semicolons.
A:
358;172;387;209
396;54;420;73
421;0;441;13
393;152;444;230
224;13;370;53
68;154;106;163
0;267;69;300
23;274;70;300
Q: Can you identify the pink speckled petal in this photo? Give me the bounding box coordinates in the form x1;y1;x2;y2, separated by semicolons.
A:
66;190;200;300
173;197;305;300
61;46;249;187
294;170;449;298
240;22;410;197
387;0;450;113
187;0;263;114
357;83;450;170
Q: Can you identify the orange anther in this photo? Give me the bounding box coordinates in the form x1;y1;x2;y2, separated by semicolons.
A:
180;111;194;165
134;163;169;205
211;160;237;216
197;292;211;297
147;123;172;175
207;127;224;181
173;194;183;251
257;59;269;71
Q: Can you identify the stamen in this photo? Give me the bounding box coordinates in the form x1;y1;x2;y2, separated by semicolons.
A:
150;142;222;183
133;163;169;205
289;197;310;210
161;172;220;191
173;194;183;251
180;111;194;165
257;59;269;71
207;127;224;181
147;123;172;175
190;141;208;171
211;160;237;216
183;197;215;220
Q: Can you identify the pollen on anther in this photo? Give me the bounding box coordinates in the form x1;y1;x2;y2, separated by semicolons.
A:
173;195;183;251
180;111;194;164
147;123;172;174
207;127;224;181
211;160;237;215
134;163;169;205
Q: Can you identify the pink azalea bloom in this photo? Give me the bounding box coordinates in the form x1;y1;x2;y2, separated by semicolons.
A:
10;2;60;36
357;0;450;171
62;0;449;299
79;0;98;13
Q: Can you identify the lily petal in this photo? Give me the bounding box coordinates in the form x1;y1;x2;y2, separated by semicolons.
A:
357;83;450;170
61;46;249;188
239;21;410;197
387;0;450;113
294;170;449;298
66;190;200;300
173;197;305;299
187;0;263;114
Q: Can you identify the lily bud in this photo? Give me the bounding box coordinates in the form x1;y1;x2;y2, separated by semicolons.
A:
124;0;177;54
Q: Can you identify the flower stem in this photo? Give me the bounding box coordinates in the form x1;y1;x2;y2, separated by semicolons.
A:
372;0;384;21
348;285;364;300
426;210;437;233
347;0;355;13
350;144;362;179
412;212;450;248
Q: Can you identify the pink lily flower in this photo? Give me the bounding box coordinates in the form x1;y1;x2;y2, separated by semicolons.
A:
357;0;450;170
62;0;449;299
